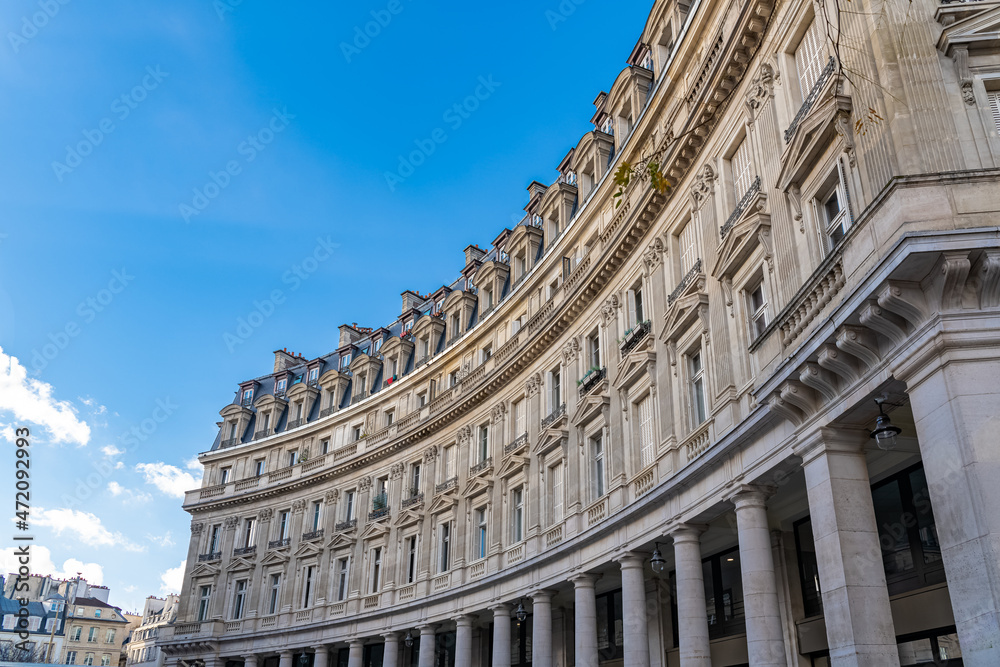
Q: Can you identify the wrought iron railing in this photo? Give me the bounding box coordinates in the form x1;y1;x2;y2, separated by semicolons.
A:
668;259;703;306
619;321;651;354
436;476;458;493
369;507;390;521
541;403;567;429
470;457;493;476
785;57;836;143
335;519;357;531
220;437;237;448
504;432;528;455
320;406;336;417
253;429;269;440
401;492;424;508
268;538;290;549
198;552;221;562
287;418;304;430
301;529;324;542
720;176;761;237
233;546;256;556
578;367;607;395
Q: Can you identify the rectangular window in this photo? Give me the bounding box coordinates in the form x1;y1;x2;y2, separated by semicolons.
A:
277;378;287;392
311;501;322;531
418;392;427;408
84;655;93;666
71;627;82;641
629;283;645;325
406;536;418;583
748;280;768;339
308;368;319;382
104;630;115;643
88;627;97;643
595;589;625;659
219;467;230;484
549;463;564;524
511;487;524;543
690;352;707;427
242;388;253;404
209;525;221;553
512;399;525;436
481;345;492;363
370;548;382;593
232;580;247;619
989;90;1000;134
795;17;826;101
475;507;488;560
302;565;315;607
478;424;489;463
268;574;281;615
550;368;561;412
337;558;350;601
278;511;290;540
262;412;270;433
345;491;356;520
242;518;256;548
591;434;606;500
443;445;456;480
385;409;394;426
288;450;298;467
439;522;451;572
66;652;77;664
637;394;656;468
410;464;421;495
793;518;823;617
822;165;852;249
588;329;601;369
321;439;330;454
731;137;754;202
678;221;698;276
254;459;266;477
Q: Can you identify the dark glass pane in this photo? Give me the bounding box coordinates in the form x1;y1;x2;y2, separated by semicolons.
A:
613;590;624;651
703;560;717;628
908;468;942;566
872;479;914;576
596;594;610;651
795;519;823;617
719;550;745;634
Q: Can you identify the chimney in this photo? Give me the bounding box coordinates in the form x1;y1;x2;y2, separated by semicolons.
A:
401;290;423;314
273;348;296;373
526;180;547;204
338;324;363;348
463;244;487;267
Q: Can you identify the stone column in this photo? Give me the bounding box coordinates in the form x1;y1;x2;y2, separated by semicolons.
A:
454;616;473;667
278;651;293;667
898;351;1000;667
491;604;511;667
795;429;899;666
616;554;651;667
311;646;328;667
242;655;258;667
530;590;554;667
347;640;363;667
670;525;711;667
728;486;786;667
570;573;599;667
382;633;399;667
417;625;435;667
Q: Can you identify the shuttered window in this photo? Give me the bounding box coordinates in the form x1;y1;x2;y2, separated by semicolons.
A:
796;18;826;101
988;91;1000;134
731;138;754;202
638;395;656;468
550;463;564;524
678;220;698;275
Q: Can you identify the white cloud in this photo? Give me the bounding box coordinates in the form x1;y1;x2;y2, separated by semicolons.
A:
102;445;124;457
34;507;146;552
123;585;137;593
0;545;104;584
0;347;90;446
146;532;174;548
135;462;201;498
106;482;152;502
159;560;185;595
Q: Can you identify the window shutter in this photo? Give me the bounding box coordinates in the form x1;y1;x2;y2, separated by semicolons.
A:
551;464;564;523
638;396;656;467
731;138;754;201
678;220;697;275
988;91;1000;135
795;18;825;100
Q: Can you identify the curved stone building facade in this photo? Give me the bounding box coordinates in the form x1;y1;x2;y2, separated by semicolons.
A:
162;0;1000;665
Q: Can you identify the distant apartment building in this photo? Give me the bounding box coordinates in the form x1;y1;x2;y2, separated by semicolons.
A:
123;595;179;667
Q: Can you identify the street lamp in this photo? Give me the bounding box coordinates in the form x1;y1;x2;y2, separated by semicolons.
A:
296;653;309;667
403;631;414;648
870;397;901;451
43;592;66;664
514;601;527;624
649;544;666;574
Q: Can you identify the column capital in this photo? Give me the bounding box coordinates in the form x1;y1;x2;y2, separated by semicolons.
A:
310;645;328;652
666;523;707;543
416;623;436;635
453;614;475;627
792;426;869;465
568;571;600;587
347;639;364;647
723;483;776;508
381;632;399;641
241;655;258;662
488;603;510;614
613;551;647;569
529;588;557;602
279;651;294;658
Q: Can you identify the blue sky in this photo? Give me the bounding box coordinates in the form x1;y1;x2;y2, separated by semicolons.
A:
0;0;653;611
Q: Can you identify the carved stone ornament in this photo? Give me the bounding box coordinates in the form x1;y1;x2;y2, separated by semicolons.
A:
561;338;580;364
190;522;205;535
690;164;716;211
745;62;776;123
257;508;273;521
390;462;404;479
787;183;804;232
601;294;620;323
325;489;339;503
642;237;665;272
961;81;975;106
292;499;306;513
359;476;373;492
423;446;438;462
525;372;542;397
954;47;976;107
457;425;472;445
833;110;857;167
491;402;507;424
223;516;239;529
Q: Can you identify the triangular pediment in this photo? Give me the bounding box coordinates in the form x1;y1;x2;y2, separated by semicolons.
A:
778;91;852;191
393;508;423;528
712;203;772;281
573;393;610;427
533;428;568;456
614;348;656;391
191;562;221;577
260;550;291;566
360;521;391;540
660;290;709;344
496;454;528;479
427;493;458;514
939;4;1000;52
462;475;494;497
228;556;256;572
294;540;323;558
325;533;356;550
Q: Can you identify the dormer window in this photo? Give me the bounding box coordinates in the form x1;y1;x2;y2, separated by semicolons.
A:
241;388;253;405
485;287;494;309
341;354;351;369
293;374;303;385
276;378;287;393
374;338;383;353
361;346;370;356
404;320;413;332
640;50;654;71
308;368;318;383
601;117;614;135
